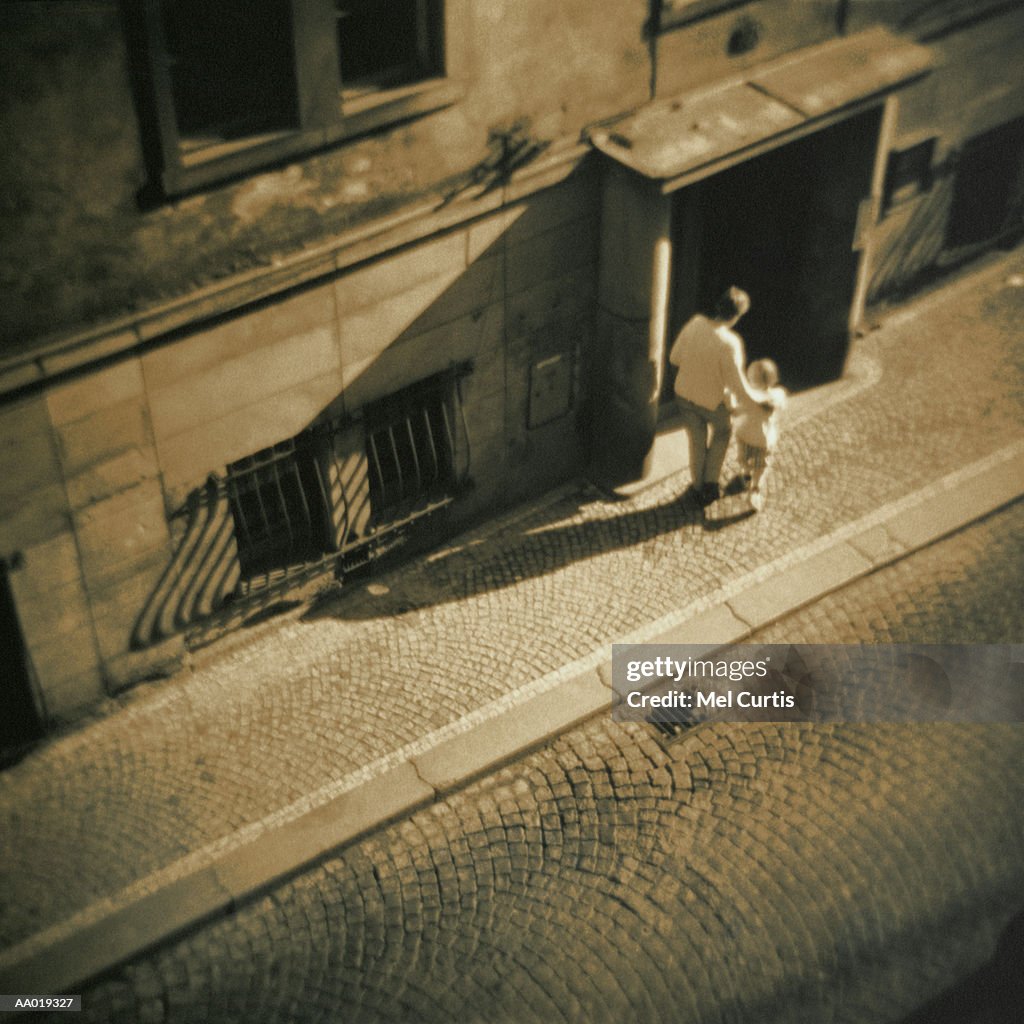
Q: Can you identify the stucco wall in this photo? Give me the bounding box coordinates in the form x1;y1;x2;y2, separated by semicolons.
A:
655;0;838;98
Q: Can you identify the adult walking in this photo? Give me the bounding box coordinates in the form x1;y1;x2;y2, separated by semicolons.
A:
668;286;766;506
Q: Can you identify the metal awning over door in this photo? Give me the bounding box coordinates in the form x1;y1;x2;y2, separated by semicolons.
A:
590;27;933;192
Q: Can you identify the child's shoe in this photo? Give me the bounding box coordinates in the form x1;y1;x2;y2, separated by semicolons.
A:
750;487;765;512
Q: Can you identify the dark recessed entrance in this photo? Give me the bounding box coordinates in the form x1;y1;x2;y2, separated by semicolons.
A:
1;563;43;761
945;116;1024;250
665;106;884;394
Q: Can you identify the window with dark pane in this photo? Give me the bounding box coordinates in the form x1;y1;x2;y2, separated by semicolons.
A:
138;0;453;193
945;117;1024;249
226;438;331;578
882;139;935;212
159;0;298;150
336;0;440;95
363;377;457;521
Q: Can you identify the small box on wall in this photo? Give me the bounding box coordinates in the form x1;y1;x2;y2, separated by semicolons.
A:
528;352;574;429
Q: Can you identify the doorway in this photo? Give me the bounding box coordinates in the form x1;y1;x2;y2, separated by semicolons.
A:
0;562;43;760
945;115;1024;250
663;106;884;397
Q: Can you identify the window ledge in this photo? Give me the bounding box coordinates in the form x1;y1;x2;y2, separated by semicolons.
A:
161;130;323;196
659;0;750;32
326;78;463;144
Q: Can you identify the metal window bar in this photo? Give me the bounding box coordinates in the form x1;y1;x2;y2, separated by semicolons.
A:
421;404;439;479
269;459;293;549
367;431;387;507
405;416;422;485
386;424;404;496
439;398;456;462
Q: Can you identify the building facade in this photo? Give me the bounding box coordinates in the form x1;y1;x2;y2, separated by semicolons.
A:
1;0;1022;742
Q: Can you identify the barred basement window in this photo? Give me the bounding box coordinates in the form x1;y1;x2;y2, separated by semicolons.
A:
226;437;332;579
221;363;471;596
363;370;462;522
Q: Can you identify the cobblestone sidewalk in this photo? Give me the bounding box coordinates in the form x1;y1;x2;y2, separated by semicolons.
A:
33;503;1024;1024
1;248;1022;982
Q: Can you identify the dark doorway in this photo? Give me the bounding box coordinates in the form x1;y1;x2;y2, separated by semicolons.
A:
665;106;884;394
945;116;1024;250
0;563;44;760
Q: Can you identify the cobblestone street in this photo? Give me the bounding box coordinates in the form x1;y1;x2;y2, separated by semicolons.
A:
48;500;1024;1024
1;251;1022;969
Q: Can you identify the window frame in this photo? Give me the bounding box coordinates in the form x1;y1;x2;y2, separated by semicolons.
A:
362;369;462;522
336;0;443;101
882;137;936;214
140;0;462;196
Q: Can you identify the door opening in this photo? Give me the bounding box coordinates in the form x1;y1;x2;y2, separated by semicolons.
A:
945;116;1024;251
1;563;44;761
663;106;884;398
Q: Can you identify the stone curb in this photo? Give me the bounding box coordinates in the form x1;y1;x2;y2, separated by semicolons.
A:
2;444;1022;997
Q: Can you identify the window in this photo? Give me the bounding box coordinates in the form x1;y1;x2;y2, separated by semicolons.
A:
222;364;471;593
139;0;459;194
337;1;442;104
363;369;463;521
156;0;298;158
883;138;935;212
226;437;332;579
945;118;1024;249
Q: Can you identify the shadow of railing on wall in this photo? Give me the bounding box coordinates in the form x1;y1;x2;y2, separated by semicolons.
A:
132;478;242;649
868;161;955;304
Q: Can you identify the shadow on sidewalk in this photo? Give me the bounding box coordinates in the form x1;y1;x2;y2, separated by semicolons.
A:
302;484;721;623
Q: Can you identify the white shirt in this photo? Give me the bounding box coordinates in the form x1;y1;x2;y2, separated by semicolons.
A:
669;314;753;412
733;386;787;449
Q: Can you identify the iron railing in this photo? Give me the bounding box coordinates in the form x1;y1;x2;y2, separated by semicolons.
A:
220;362;472;597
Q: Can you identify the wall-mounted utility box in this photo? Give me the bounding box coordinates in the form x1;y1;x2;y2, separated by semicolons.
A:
528;352;573;428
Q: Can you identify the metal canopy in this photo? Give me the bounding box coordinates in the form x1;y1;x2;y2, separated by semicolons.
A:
590;27;933;192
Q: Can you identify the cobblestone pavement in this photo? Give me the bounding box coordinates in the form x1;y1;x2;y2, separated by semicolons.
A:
0;250;1022;955
48;500;1024;1024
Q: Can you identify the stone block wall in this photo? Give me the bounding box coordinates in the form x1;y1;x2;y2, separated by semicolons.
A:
0;396;104;721
45;359;183;692
0;165;601;724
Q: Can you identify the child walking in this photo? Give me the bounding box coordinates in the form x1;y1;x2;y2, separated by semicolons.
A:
733;358;786;511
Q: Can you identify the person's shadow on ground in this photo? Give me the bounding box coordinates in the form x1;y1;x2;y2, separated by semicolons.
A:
302;476;754;624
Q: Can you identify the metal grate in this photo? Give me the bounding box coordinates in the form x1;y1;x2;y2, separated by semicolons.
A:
226;436;330;578
365;386;456;519
222;362;471;596
648;707;696;747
